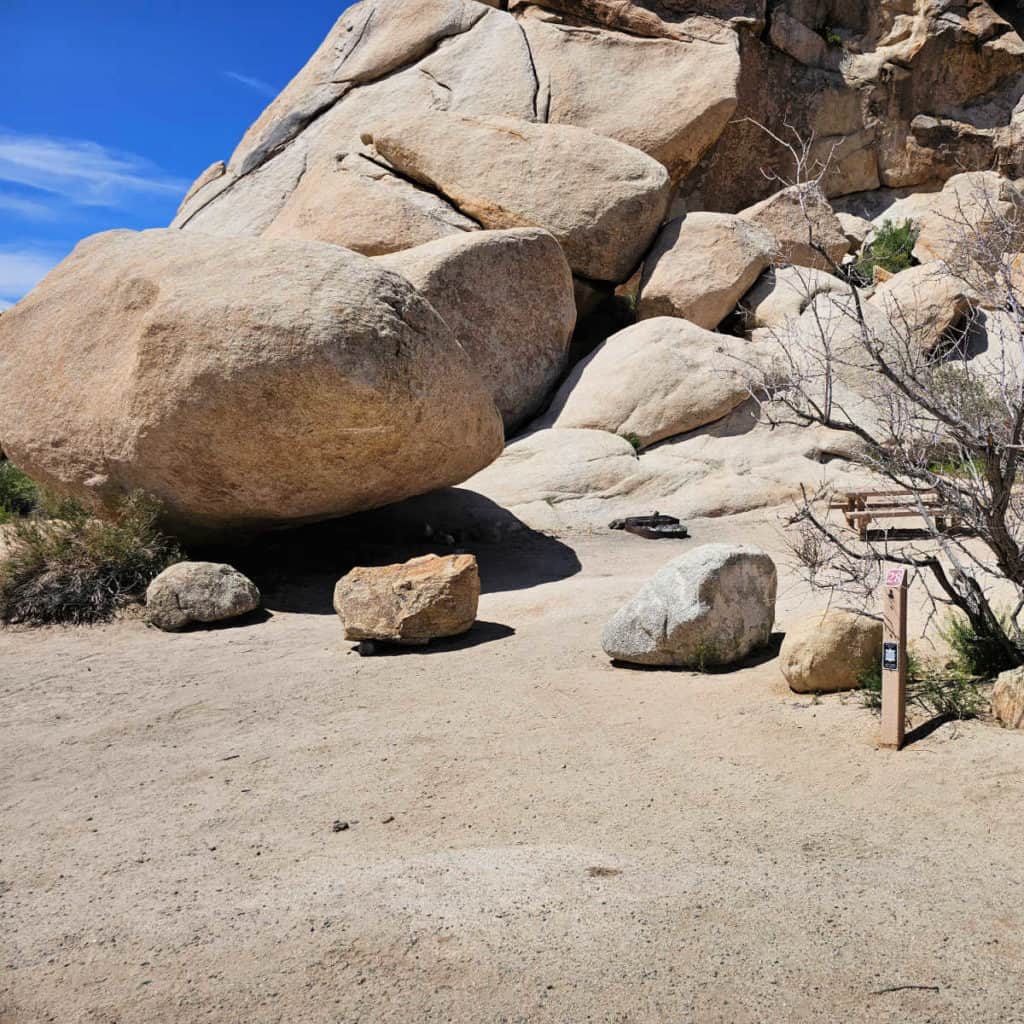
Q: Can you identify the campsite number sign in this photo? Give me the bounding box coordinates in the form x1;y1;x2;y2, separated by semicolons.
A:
880;567;909;750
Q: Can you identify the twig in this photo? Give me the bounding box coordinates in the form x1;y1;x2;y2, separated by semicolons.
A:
871;984;940;996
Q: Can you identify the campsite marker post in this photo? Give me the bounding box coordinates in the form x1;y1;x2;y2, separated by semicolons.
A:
880;566;908;750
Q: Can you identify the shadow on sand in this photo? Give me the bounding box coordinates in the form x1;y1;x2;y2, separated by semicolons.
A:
194;489;581;616
348;620;516;657
609;631;785;673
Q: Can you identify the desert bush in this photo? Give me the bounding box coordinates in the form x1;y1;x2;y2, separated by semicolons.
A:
858;652;985;720
0;491;181;625
850;219;918;284
941;612;1017;679
0;461;38;522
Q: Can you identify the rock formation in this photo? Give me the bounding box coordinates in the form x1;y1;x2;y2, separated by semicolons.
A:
3;0;1024;537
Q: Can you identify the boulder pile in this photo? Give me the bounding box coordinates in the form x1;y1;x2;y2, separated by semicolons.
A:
2;0;1024;537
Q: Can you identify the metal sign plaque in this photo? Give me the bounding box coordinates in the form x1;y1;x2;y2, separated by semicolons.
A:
885;568;907;588
882;642;899;672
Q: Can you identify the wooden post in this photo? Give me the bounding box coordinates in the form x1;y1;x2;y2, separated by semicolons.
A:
880;567;909;749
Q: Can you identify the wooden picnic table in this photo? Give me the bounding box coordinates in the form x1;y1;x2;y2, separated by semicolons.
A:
829;488;959;539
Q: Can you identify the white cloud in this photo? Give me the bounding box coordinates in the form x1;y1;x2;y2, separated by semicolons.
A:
0;191;56;220
223;70;278;98
0;130;187;208
0;246;64;304
0;299;12;311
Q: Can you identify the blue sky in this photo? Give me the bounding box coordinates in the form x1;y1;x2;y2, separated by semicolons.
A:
0;0;356;308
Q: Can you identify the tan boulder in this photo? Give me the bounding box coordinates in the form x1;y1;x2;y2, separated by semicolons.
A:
262;152;478;255
376;228;575;431
836;212;872;251
739;185;850;271
364;112;672;282
539;317;751;448
518;10;740;180
333;553;479;645
780;610;883;694
993;667;1024;729
0;229;504;539
868;264;974;354
638;213;775;328
741;266;851;330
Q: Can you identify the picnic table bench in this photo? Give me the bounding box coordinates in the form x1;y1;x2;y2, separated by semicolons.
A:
829;489;959;539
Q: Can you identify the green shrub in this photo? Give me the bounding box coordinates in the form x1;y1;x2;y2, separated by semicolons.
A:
858;651;986;720
0;462;38;523
620;432;644;454
851;219;918;285
0;491;181;625
823;26;843;47
940;612;1017;679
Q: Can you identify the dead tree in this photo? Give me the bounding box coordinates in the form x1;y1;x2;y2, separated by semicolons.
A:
740;123;1024;668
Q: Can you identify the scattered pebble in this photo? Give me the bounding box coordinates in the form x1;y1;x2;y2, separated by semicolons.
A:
381;815;395;824
331;820;350;833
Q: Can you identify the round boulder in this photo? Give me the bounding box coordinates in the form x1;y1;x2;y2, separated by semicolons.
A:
0;229;504;539
146;562;260;631
779;609;882;693
602;544;777;668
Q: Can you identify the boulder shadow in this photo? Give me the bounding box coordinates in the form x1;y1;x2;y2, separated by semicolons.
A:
609;631;784;674
349;620;516;656
196;489;581;615
165;607;274;633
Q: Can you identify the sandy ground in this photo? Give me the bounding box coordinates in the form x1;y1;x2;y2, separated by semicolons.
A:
2;512;1023;1024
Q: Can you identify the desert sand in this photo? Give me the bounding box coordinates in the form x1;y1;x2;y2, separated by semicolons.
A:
2;512;1022;1023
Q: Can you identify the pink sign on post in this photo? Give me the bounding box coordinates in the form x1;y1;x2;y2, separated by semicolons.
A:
885;567;907;588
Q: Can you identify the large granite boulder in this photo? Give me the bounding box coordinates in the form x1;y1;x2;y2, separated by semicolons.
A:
638;213;775;328
602;544;777;667
333;553;479;645
738;185;850;271
539;317;751;448
518;9;740;181
146;562;261;632
0;229;504;539
363;112;672;282
375;228;575;432
779;609;882;694
868;263;974;354
262;152;480;255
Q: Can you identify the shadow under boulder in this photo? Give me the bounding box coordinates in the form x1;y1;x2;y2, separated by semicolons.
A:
197;489;582;615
